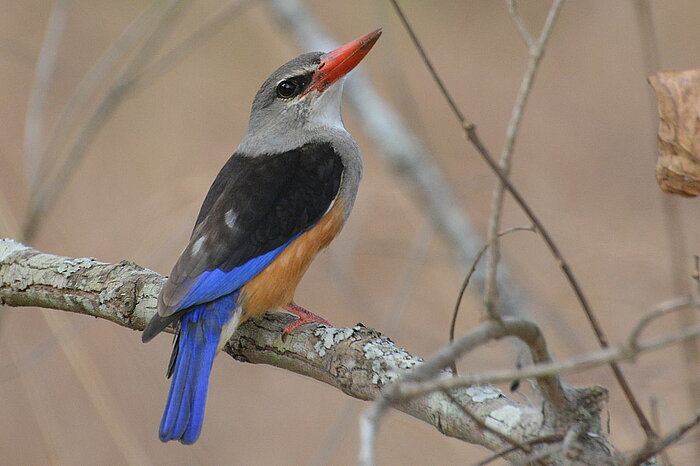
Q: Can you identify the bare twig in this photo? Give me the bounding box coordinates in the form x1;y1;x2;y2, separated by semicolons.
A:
483;0;565;323
2;239;604;464
629;294;698;351
395;311;700;401
41;312;152;465
266;0;531;323
23;0;72;186
450;226;535;361
23;0;187;242
360;316;571;465
649;396;672;466
311;221;433;466
472;434;564;466
635;1;700;446
513;423;582;466
450;245;487;357
359;400;385;466
389;0;655;439
507;0;535;48
443;390;533;456
32;0;171;200
134;0;254;87
624;411;700;466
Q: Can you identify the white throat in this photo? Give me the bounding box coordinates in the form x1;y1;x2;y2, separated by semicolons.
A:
237;78;348;156
307;78;346;131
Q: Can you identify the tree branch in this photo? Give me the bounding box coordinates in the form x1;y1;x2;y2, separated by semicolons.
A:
389;0;655;440
266;0;531;321
0;238;592;463
9;239;693;463
624;410;700;466
23;0;71;186
484;0;565;322
23;0;187;242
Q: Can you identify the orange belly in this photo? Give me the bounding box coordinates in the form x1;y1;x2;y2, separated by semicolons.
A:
238;200;346;319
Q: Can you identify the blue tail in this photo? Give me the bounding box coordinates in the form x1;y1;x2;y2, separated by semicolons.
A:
159;295;238;444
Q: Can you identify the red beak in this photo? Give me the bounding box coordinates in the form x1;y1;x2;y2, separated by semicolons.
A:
304;29;382;95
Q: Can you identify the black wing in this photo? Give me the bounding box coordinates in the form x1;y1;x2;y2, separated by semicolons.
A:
159;141;343;316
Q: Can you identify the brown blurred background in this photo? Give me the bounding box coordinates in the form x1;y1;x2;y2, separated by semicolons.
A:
1;0;700;464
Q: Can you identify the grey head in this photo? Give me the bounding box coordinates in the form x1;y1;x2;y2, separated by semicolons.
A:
237;29;382;156
237;52;342;155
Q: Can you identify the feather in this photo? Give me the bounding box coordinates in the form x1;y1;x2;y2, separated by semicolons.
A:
158;295;238;444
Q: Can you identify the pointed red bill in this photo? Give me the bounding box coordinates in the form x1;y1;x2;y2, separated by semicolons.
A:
305;28;382;95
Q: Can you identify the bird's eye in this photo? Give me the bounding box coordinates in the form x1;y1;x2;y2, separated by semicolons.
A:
276;79;299;98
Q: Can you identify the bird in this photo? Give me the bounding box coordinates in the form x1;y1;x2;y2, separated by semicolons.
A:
141;29;382;445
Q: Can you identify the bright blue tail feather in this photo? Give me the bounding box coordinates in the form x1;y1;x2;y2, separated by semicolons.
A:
159;294;238;444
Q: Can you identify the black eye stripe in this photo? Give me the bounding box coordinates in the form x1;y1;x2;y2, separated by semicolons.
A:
275;71;314;100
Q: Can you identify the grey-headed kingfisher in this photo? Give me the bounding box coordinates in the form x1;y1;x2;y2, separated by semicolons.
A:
142;29;382;444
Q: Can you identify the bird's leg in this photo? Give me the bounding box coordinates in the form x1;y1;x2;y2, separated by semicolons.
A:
282;303;332;335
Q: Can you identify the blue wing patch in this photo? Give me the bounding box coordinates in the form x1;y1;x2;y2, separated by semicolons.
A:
174;235;300;311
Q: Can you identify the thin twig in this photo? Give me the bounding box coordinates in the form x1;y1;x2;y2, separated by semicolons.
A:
483;0;564;323
359;394;389;466
134;0;253;87
629;294;698;351
23;0;188;242
417;318;563;401
399;324;700;401
443;390;533;456
267;0;531;324
513;423;582;466
42;312;152;465
23;0;72;187
361;316;569;465
31;0;169;200
391;296;700;408
624;411;700;465
472;434;564;466
507;0;535;48
396;314;700;401
387;0;466;125
450;225;535;371
649;396;672;466
310;222;433;466
33;0;254;200
635;0;700;447
389;0;656;439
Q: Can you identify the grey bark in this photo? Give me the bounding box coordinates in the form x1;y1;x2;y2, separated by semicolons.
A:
0;239;617;464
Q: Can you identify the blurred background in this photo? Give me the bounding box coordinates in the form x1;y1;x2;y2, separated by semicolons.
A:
1;0;700;464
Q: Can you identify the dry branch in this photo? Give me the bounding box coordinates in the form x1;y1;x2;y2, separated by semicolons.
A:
23;0;187;241
266;0;531;321
4;239;698;463
0;238;618;464
624;411;700;466
484;0;565;322
23;0;71;186
389;0;655;439
0;239;571;461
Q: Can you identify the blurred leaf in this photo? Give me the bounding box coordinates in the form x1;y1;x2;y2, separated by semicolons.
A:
649;69;700;197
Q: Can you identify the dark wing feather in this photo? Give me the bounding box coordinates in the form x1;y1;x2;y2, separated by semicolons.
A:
158;141;343;317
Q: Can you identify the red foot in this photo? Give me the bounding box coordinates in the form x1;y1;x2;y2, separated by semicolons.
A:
282;303;332;335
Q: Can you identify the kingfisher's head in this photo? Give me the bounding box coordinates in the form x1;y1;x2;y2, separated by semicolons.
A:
239;29;381;155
